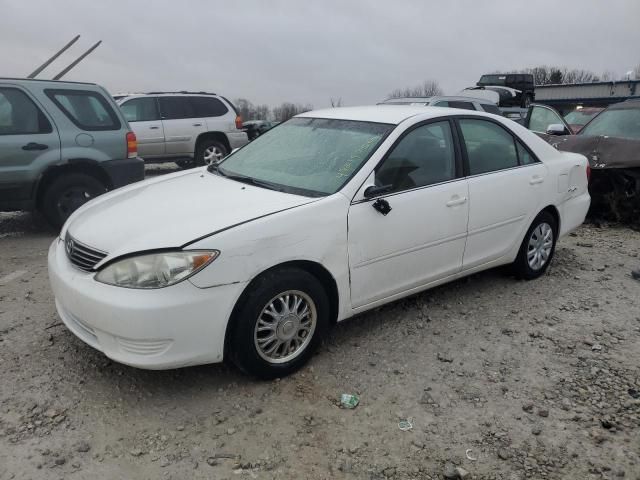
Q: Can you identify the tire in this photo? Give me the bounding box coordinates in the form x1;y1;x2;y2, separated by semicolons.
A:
40;173;107;229
229;267;330;379
195;139;228;166
176;159;196;170
512;211;557;280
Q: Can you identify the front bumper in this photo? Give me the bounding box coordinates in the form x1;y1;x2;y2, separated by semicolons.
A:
48;238;245;369
101;157;145;189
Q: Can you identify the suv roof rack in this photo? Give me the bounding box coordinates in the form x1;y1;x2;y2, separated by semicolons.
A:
144;91;217;95
0;77;96;86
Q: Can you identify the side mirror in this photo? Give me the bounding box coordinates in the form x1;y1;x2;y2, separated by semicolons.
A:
363;184;393;198
546;124;567;136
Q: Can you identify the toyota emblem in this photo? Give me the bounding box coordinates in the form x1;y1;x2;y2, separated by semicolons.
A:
65;237;74;257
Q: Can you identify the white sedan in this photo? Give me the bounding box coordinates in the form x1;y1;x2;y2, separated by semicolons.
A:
48;106;590;378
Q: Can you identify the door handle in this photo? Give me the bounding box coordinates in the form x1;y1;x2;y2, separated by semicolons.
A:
149;126;160;130
568;186;578;193
529;175;544;185
446;196;467;207
193;123;203;127
21;142;48;151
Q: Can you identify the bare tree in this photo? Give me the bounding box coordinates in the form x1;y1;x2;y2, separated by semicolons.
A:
633;63;640;80
387;79;443;99
330;97;343;108
272;103;313;122
600;70;616;82
233;98;270;121
512;66;600;85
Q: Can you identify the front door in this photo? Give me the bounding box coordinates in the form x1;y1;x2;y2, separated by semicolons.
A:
119;96;165;158
457;118;546;268
0;85;60;207
348;120;469;308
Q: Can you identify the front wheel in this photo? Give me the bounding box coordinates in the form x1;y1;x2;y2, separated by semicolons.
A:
512;211;557;280
229;268;329;379
40;173;107;229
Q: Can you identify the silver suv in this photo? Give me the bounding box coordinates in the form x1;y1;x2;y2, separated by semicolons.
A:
117;92;248;168
0;78;144;228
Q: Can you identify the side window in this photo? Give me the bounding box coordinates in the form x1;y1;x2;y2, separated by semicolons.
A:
158;96;195;119
376;121;456;193
46;89;120;131
528;106;564;133
0;88;52;135
459;119;518;175
190;97;229;117
517;141;537;165
447;101;475;111
120;97;159;122
481;104;502;115
433;101;449;107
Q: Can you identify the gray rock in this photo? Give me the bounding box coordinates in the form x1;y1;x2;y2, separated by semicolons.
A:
538;409;549;418
522;403;534;413
76;441;91;453
443;462;458;479
532;425;542;435
456;466;470;479
498;448;511;460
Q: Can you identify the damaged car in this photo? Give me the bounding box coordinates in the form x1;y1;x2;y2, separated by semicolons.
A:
48;105;590;378
523;101;640;223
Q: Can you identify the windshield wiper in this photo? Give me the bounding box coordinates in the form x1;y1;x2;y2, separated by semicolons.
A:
209;165;283;192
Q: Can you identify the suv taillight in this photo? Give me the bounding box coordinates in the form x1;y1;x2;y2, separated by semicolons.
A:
235;115;243;130
586;163;591;182
126;131;137;158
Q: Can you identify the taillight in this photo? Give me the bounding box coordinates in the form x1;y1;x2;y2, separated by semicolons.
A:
126;131;137;158
586;163;591;182
235;115;243;130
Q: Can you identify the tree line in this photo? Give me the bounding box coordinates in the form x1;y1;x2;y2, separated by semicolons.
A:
237;62;640;121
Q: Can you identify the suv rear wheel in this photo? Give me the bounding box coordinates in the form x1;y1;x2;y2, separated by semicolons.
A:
40;173;107;229
196;139;228;166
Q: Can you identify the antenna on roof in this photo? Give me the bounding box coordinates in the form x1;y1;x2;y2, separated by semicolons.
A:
28;35;80;78
52;40;102;80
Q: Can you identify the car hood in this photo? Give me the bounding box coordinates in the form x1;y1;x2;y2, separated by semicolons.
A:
66;169;318;259
544;134;640;169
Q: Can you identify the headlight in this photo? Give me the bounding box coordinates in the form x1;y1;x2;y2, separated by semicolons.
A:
95;250;219;289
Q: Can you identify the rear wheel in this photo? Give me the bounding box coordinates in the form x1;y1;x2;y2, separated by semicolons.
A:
229;268;329;379
40;173;107;229
196;139;227;166
512;211;557;280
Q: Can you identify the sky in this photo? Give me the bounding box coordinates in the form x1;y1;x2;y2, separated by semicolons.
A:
1;0;639;109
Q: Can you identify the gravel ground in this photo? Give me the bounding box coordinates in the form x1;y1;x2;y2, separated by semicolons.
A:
1;171;639;479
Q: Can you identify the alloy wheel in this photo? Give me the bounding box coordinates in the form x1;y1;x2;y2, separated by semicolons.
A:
527;222;553;270
253;290;317;364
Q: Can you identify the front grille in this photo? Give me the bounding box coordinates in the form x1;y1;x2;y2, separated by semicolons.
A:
64;233;107;272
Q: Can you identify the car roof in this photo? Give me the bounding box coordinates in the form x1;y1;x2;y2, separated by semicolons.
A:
380;95;493;105
296;105;491;125
0;77;97;87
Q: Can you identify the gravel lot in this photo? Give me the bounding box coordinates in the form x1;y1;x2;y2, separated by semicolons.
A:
1;167;639;479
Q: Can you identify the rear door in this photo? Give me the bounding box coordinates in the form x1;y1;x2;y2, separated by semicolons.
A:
119;96;165;158
158;96;206;156
0;85;60;207
457;117;547;269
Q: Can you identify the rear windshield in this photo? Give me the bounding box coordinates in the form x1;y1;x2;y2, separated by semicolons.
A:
580;108;640;139
46;89;120;131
